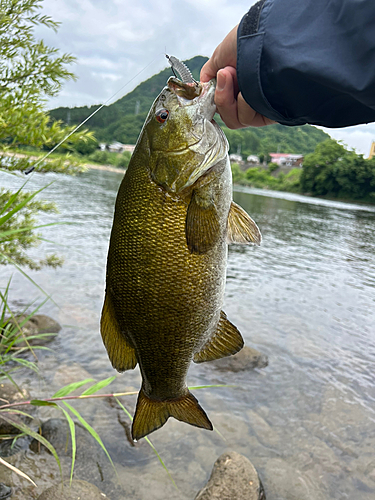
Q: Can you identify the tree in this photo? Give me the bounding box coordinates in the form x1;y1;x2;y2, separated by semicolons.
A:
301;139;375;200
0;0;94;174
0;0;95;269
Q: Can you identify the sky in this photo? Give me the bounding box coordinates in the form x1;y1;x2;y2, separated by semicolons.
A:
36;0;375;157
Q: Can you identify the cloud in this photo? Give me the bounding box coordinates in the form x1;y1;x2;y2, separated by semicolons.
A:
321;124;375;157
38;0;252;109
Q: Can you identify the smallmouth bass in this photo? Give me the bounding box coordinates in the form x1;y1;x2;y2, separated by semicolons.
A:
101;76;261;441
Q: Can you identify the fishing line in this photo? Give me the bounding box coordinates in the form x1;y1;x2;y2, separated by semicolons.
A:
25;57;158;175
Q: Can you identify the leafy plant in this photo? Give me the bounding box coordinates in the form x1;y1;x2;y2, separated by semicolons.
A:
0;379;229;488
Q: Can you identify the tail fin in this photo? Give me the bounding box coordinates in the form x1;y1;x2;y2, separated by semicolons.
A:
132;388;213;440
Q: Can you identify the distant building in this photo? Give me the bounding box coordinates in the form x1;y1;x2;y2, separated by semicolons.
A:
369;141;375;159
229;153;243;163
269;153;304;167
246;155;260;164
106;142;136;154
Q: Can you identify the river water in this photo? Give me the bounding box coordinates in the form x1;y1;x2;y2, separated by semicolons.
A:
1;169;375;499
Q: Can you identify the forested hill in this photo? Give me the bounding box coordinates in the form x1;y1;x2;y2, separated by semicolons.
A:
49;56;329;157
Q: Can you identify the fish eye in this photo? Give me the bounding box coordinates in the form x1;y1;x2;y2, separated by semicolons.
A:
156;109;169;123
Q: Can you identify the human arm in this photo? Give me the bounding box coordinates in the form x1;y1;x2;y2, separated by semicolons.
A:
201;0;375;129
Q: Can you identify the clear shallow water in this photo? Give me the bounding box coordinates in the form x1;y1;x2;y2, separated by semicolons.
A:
1;170;375;499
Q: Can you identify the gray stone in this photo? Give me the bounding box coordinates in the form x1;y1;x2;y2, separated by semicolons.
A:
0;484;11;499
37;479;109;500
6;314;61;347
208;346;268;372
0;383;31;436
29;419;118;496
195;451;265;500
52;363;93;389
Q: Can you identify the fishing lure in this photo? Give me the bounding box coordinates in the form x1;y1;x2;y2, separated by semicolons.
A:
166;55;197;84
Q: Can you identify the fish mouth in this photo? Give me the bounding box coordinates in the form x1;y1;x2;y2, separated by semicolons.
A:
167;77;202;100
167;77;216;120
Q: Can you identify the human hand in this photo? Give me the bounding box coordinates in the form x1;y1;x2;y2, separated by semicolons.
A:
200;26;276;129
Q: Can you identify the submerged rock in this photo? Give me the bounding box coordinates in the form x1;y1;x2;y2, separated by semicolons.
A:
6;314;61;347
195;451;265;500
52;362;93;389
29;418;118;496
208;346;268;372
0;484;11;500
0;383;31;437
37;479;109;500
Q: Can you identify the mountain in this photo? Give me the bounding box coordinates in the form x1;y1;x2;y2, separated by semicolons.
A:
49;56;329;157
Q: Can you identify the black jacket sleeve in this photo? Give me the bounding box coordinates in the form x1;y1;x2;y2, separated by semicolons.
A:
237;0;375;128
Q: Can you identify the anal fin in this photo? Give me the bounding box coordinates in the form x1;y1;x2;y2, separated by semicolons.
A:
227;201;262;245
100;292;137;372
193;311;244;363
132;388;213;440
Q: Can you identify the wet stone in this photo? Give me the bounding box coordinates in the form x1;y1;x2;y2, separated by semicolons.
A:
0;383;32;437
0;484;11;500
29;418;118;497
6;314;61;346
208;346;268;372
37;479;109;500
52;362;93;389
195;451;265;500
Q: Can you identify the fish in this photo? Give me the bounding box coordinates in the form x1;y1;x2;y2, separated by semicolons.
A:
100;73;261;441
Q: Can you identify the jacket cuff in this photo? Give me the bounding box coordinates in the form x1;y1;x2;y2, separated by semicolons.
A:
237;0;306;126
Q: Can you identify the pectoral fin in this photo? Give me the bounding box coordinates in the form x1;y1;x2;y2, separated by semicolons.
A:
185;190;220;254
132;388;213;440
100;292;137;372
227;201;262;245
193;311;244;363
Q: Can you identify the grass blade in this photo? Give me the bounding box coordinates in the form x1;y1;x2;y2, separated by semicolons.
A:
59;407;76;485
114;397;177;489
30;400;58;407
63;402;116;474
0;456;36;486
0;183;53;227
80;376;116;396
0;413;61;479
52;378;94;398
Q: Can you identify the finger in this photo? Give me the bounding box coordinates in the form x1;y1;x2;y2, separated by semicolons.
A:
214;69;243;129
237;93;276;127
200;25;238;82
200;59;217;83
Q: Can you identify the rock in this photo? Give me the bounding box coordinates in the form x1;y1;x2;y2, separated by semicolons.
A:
6;314;61;347
208;346;268;372
0;484;11;499
37;479;109;500
0;383;31;436
52;363;93;389
195;451;265;500
29;419;117;495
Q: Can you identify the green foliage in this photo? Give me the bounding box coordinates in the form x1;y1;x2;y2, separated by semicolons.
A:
267;162;279;173
230;163;247;184
0;0;94;173
115;151;131;169
70;136;98;156
0;184;63;269
49;56;329;155
301;139;375;199
88;150;109;164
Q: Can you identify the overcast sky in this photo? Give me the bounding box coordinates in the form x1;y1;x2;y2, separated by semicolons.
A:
36;0;375;156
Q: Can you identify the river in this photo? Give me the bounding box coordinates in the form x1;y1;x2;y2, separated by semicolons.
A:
1;169;374;499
